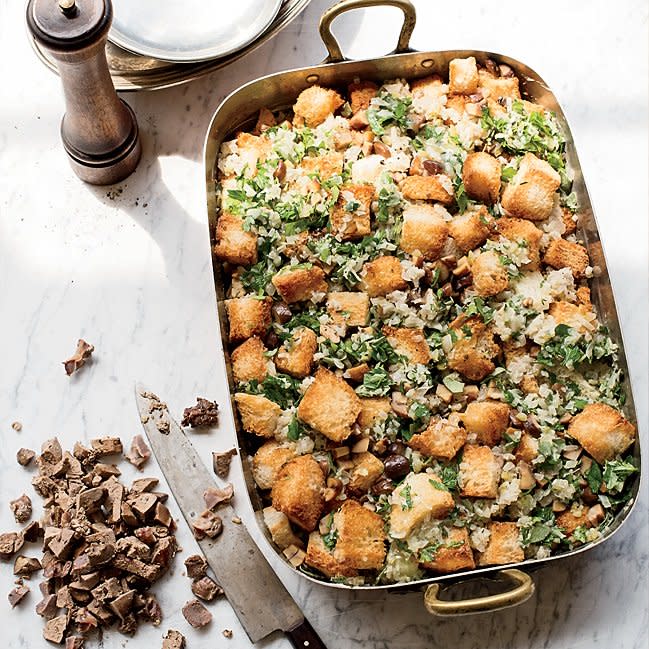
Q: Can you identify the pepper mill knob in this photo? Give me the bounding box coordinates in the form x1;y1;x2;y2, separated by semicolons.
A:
26;0;141;185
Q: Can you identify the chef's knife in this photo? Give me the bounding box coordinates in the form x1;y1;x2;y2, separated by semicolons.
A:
135;384;326;649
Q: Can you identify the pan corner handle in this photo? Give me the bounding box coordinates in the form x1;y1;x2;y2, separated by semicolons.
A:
423;569;534;616
319;0;417;63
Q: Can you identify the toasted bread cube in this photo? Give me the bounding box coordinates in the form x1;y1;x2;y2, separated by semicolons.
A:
400;175;454;204
478;72;521;101
501;153;561;221
231;336;268;384
471;250;509;297
496;218;543;270
305;532;357;578
300;152;344;182
293;85;344;127
515;433;539;463
360;256;407;296
411;75;447;119
297;368;362;443
327;292;370;327
348;452;384;494
400;203;450;261
459;445;502;499
408;417;467;460
390;472;455;539
383;326;431;364
543;238;589;279
462;152;501;204
275;327;318;379
333;501;386;570
351;154;385;185
214;212;258;266
235;132;271;174
271;455;325;531
568;403;636;464
272;265;328;303
234;393;281;438
357;397;391;432
252;441;296;490
548;301;596;334
263;506;303;550
447;316;499;381
478;522;524;566
449;57;479;95
561;206;578;235
225;296;272;343
556;506;590;536
449;208;492;253
331;184;374;240
444;94;467;120
349;80;378;113
461;401;510;446
420;527;475;573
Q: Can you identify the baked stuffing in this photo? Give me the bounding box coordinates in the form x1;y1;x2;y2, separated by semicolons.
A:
215;57;637;585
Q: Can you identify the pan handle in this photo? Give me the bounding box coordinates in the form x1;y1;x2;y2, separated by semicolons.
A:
423;569;534;616
319;0;417;63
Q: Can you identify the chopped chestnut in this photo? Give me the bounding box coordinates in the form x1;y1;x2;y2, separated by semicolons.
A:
383;455;410;480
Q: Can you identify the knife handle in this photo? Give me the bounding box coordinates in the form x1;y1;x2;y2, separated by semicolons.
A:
286;617;328;649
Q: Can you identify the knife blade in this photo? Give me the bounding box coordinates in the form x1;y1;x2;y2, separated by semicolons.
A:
135;384;326;649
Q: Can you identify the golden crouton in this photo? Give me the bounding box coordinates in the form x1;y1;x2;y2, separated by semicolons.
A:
383;326;431;364
478;522;524;566
408;417;467;460
556;506;590;536
252;441;296;490
349;80;378;113
461;401;510;446
271;454;325;531
515;433;539;463
459;445;502;499
360;255;407;296
549;301;596;334
479;73;521;101
400;203;450;261
234;393;282;438
420;527;475;573
496;218;543;270
348;452;385;494
449;57;479;95
300;152;344;182
471;250;509;297
543;238;590;279
275;327;318;378
225;296;272;343
568;403;636;464
297;368;362;443
331;184;374;240
357;397;391;432
576;285;591;308
444;94;467;119
214;212;258;266
263;506;303;550
231;337;268;384
293;85;344;127
561;206;578;235
448;208;492;253
447;316;499;381
327;292;370;327
462;152;501;204
390;472;455;539
234;132;271;174
501;153;561;221
400;174;454;204
272;265;328;303
410;75;448;119
305;532;357;578
333;501;386;570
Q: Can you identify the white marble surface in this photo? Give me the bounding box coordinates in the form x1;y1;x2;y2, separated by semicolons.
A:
1;0;647;647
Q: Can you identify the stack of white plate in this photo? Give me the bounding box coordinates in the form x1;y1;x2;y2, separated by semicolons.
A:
31;0;311;91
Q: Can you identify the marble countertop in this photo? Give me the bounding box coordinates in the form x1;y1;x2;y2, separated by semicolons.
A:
1;0;647;647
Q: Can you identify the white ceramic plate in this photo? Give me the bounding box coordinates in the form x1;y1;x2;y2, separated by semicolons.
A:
109;0;283;63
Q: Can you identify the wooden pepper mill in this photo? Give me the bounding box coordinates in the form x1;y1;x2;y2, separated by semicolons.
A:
26;0;141;185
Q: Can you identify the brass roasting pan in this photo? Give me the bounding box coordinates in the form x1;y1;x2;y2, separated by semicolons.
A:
204;0;641;615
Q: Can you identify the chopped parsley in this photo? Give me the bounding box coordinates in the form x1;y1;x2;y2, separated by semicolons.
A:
399;483;413;510
367;92;413;136
356;366;392;397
